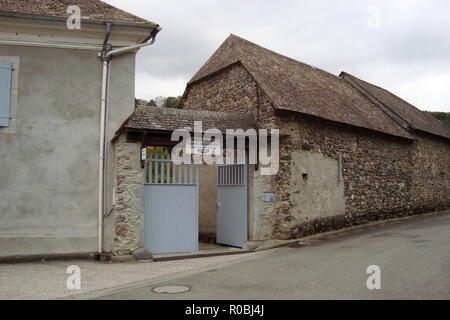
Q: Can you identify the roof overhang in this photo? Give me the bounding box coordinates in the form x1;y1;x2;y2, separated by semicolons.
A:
0;11;158;50
113;106;259;142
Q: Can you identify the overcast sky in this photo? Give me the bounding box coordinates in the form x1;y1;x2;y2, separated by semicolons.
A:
105;0;450;112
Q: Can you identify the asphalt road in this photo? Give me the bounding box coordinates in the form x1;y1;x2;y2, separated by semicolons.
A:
94;213;450;299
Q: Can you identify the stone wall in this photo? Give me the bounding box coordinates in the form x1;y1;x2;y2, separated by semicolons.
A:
248;164;275;240
112;134;145;255
410;131;450;212
289;151;346;222
180;63;259;115
272;112;415;238
258;110;449;239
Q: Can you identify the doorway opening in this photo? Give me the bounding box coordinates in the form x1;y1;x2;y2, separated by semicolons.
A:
143;143;249;255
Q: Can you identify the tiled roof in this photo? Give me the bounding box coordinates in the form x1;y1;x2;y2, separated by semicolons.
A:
188;34;416;140
0;0;156;26
341;72;450;140
117;106;257;134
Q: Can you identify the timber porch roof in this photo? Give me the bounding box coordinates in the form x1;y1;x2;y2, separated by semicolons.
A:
116;106;257;138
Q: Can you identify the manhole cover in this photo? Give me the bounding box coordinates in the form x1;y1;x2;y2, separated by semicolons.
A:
152;285;190;294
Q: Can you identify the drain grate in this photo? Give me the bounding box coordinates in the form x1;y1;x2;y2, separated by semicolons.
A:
152;285;190;294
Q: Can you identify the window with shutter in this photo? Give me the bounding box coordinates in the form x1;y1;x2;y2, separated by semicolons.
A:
0;61;13;127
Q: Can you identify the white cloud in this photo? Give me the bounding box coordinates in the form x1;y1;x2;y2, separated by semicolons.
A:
105;0;450;111
394;74;450;112
135;73;187;101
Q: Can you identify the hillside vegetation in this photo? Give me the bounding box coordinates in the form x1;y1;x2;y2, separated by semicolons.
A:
426;111;450;128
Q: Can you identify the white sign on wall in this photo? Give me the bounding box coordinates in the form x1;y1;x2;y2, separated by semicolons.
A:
264;192;275;202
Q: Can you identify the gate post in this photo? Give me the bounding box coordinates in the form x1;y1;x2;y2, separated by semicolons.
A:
111;134;145;256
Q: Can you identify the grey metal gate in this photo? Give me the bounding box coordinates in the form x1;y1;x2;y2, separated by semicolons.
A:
216;160;248;248
144;153;198;254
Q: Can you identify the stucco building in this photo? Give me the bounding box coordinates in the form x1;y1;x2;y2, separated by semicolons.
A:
0;0;160;258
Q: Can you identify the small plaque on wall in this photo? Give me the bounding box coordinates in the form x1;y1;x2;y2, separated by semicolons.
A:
264;192;275;202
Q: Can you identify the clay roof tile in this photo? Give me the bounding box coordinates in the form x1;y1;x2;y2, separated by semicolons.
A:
0;0;156;26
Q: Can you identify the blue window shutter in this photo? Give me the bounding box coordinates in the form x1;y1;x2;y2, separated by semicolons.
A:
0;61;13;127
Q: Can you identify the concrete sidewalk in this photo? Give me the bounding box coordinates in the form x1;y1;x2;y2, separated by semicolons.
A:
0;237;301;300
0;251;261;300
151;240;299;261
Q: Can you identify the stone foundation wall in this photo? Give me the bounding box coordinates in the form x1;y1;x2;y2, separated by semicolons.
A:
111;135;144;255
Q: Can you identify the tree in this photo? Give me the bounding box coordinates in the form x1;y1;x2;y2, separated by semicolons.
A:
425;111;450;128
154;96;166;107
135;98;147;108
146;99;157;107
145;146;173;183
163;96;182;108
143;96;183;108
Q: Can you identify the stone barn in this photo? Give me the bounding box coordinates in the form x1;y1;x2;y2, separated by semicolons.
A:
111;34;450;257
